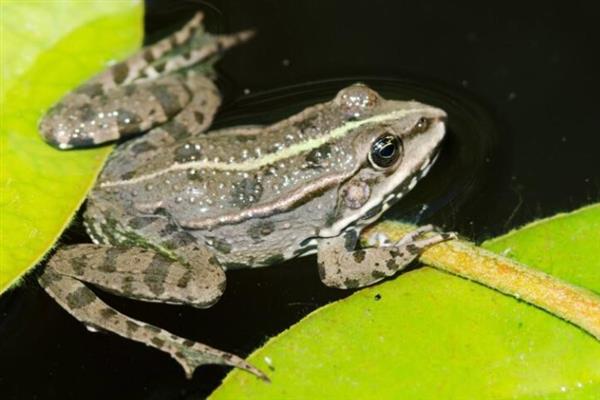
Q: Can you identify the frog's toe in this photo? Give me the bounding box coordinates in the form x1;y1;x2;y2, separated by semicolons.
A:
172;339;270;382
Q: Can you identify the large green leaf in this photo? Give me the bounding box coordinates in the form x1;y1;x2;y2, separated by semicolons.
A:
0;1;142;293
211;204;600;399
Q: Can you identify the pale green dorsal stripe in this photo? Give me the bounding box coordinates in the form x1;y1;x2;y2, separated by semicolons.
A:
100;108;428;187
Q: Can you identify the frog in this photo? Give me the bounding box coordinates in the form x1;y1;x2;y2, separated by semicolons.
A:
37;12;455;381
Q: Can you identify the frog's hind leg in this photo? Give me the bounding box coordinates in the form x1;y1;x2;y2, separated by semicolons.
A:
90;12;207;90
136;24;253;82
39;73;213;149
39;12;251;149
90;12;252;90
39;244;268;380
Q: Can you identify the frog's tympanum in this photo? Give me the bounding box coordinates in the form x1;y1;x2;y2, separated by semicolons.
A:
38;13;454;380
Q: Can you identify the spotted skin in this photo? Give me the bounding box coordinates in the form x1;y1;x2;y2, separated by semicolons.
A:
40;241;270;379
39;12;251;149
39;266;265;380
317;225;456;289
38;12;267;381
47;244;224;306
37;12;453;383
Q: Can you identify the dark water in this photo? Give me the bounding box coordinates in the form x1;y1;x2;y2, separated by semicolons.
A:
1;1;599;399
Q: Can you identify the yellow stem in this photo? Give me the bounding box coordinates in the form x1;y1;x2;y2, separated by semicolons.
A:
363;220;600;340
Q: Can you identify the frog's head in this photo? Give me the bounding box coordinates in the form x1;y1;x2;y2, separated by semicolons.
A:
320;84;446;237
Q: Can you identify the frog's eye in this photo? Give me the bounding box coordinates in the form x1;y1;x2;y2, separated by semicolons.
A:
369;134;402;169
414;117;430;133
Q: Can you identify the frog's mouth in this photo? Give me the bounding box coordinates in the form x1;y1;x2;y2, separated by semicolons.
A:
319;116;446;238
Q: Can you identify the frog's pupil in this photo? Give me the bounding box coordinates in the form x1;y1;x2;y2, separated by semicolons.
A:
379;141;395;158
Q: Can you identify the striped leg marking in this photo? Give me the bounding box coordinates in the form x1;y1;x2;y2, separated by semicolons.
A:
39;12;253;149
39;244;268;380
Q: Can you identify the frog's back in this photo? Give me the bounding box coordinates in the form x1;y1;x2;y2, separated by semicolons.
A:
95;104;356;219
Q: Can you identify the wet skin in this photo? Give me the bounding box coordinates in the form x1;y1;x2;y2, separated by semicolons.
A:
38;13;455;380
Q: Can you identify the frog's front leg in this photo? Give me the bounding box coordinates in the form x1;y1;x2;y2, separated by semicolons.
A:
39;244;267;380
39;12;251;149
317;226;456;289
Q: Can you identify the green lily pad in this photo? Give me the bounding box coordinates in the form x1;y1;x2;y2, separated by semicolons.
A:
211;204;600;399
0;2;142;293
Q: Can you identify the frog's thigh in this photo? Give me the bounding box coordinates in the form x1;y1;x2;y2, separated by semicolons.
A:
317;229;454;289
46;244;224;307
39;245;267;380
